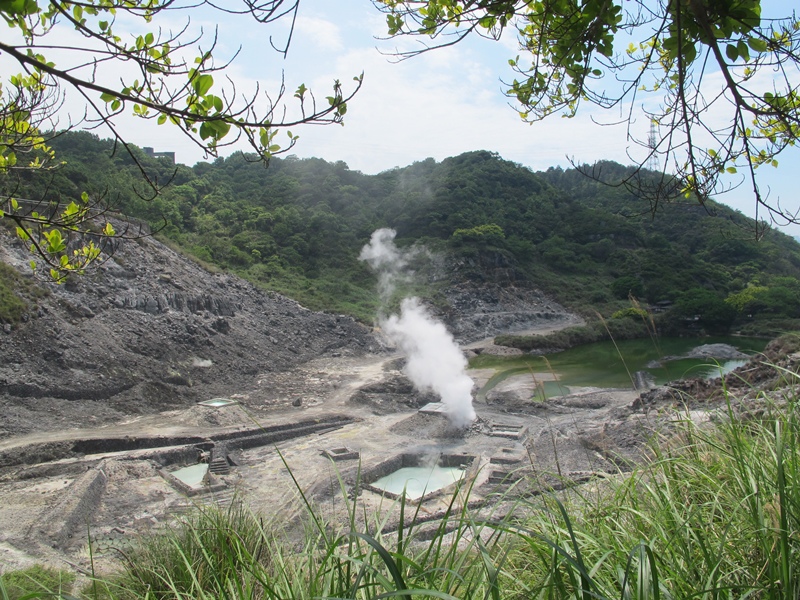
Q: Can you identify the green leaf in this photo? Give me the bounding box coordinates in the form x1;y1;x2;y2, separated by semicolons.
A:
737;39;750;61
198;121;213;140
44;229;65;253
726;43;739;61
0;0;38;17
191;73;214;96
63;201;79;217
747;36;768;52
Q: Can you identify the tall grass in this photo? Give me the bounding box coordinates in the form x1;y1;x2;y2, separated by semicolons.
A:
502;371;800;599
0;565;75;600
104;469;506;600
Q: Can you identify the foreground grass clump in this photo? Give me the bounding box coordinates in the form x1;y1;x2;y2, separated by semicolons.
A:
505;389;800;598
106;481;503;600
0;565;74;600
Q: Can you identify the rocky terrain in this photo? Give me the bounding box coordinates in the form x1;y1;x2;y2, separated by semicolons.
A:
443;280;576;343
0;224;385;439
0;222;573;440
3;221;795;576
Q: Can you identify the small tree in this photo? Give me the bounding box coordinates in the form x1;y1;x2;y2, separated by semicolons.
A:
674;287;736;331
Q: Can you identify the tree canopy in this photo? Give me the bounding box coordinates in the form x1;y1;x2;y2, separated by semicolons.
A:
376;0;800;232
25;134;800;332
0;0;361;279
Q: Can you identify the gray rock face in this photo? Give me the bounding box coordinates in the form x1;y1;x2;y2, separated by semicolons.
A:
0;225;381;439
441;281;573;343
648;343;750;368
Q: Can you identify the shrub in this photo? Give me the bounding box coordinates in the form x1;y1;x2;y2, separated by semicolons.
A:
611;306;649;320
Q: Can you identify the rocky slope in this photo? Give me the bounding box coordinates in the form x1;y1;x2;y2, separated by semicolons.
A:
0;223;383;439
0;218;581;441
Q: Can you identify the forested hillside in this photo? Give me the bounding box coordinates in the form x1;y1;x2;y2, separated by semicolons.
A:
8;131;800;332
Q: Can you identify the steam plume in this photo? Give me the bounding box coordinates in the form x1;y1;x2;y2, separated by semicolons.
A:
360;229;476;428
359;228;410;302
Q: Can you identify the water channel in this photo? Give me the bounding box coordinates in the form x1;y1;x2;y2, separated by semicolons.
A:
471;336;769;400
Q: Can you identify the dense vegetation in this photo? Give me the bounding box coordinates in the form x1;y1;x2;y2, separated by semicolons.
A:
4;131;800;333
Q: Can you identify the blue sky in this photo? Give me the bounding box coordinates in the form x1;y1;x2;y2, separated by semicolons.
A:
4;0;798;236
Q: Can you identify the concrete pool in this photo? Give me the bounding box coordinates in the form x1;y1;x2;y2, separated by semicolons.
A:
371;464;466;500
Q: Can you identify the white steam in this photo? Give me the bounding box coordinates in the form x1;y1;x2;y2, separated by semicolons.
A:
359;228;410;301
360;228;476;428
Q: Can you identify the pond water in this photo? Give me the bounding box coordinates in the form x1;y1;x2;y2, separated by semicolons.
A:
371;465;465;500
171;463;209;489
470;336;768;400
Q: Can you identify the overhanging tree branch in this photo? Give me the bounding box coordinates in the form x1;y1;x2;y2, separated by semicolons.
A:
0;0;363;280
374;0;800;232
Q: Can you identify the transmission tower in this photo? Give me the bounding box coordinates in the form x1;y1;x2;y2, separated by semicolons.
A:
646;121;659;171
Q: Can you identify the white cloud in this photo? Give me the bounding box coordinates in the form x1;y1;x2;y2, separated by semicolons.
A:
294;15;344;52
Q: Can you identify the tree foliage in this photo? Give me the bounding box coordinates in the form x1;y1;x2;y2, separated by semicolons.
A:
0;0;361;279
27;137;800;331
375;0;800;232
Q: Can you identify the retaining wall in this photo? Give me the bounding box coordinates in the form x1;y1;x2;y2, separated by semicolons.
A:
37;461;109;549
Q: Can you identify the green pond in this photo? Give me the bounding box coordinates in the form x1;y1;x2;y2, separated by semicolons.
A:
470;336;769;400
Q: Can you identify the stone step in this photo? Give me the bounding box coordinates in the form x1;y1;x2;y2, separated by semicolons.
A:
487;468;522;486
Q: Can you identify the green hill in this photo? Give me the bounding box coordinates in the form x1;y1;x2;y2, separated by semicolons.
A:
16;133;800;332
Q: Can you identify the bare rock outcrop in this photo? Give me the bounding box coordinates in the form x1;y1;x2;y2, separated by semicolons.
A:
0;224;381;439
442;281;574;343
